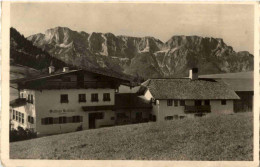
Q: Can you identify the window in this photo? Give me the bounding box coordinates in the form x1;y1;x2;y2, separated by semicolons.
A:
205;100;210;106
13;110;15;120
28;116;34;124
60;94;69;103
27;94;34;104
27;94;30;102
41;117;53;125
195;100;202;106
30;95;34;104
174;100;178;107
103;93;111;101
59;116;67;124
165;116;173;120
167;99;173;106
48;117;53;124
221;100;226;105
18;112;21;123
180;100;185;106
78;94;86;102
91;93;99;102
22;113;24;124
15;111;18;121
72;116;81;123
53;117;59;124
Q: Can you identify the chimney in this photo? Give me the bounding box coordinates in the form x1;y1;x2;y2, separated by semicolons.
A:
189;68;198;80
48;66;55;74
63;67;69;72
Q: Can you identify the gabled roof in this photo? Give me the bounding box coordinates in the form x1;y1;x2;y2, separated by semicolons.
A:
143;78;240;100
11;70;80;83
11;67;133;84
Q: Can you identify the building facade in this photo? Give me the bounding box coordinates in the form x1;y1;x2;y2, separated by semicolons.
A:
140;68;240;122
10;67;131;136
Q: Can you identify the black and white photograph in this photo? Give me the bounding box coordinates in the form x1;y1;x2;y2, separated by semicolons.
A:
1;1;259;167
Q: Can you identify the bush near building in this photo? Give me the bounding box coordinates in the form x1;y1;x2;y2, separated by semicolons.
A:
10;126;37;142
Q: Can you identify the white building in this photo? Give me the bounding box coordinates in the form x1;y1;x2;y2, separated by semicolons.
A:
139;68;240;122
10;67;132;136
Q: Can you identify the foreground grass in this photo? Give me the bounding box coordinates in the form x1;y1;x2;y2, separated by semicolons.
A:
10;112;253;160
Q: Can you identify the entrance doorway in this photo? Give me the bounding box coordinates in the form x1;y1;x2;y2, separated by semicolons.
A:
88;112;104;129
89;113;96;129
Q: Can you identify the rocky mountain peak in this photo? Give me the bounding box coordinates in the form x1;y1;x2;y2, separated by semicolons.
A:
27;27;254;79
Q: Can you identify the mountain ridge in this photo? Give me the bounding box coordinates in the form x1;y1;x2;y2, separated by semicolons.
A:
27;26;254;78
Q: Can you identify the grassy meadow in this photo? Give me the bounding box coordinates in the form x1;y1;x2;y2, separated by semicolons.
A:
10;112;253;160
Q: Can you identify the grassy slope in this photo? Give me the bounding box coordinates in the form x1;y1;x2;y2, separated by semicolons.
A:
10;113;252;160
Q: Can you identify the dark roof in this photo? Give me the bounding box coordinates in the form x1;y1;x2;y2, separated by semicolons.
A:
10;98;27;108
199;71;253;91
115;93;152;109
10;70;80;83
11;68;133;84
143;78;240;100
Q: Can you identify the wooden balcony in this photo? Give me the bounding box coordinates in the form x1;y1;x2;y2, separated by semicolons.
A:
184;105;211;114
22;81;116;90
83;81;115;89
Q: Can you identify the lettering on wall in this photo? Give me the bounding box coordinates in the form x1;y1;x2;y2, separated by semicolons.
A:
49;109;75;114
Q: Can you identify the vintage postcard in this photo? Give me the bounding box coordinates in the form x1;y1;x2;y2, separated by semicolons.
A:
1;1;259;167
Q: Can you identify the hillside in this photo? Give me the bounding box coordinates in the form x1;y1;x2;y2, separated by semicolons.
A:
10;113;252;160
10;27;139;83
10;27;72;72
10;64;41;101
28;27;254;78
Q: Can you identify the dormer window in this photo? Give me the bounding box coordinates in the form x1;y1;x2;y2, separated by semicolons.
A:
103;93;110;101
79;94;86;102
60;94;69;103
91;93;99;102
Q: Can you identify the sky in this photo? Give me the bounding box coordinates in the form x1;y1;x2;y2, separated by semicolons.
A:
11;3;255;53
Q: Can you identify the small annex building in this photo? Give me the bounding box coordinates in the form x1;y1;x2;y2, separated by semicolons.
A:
139;68;240;122
115;93;152;125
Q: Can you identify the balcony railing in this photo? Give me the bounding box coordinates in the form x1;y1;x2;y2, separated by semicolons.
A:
184;105;211;114
23;81;115;89
83;82;114;89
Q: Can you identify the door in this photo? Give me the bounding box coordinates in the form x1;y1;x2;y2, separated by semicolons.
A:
136;112;143;122
89;113;96;129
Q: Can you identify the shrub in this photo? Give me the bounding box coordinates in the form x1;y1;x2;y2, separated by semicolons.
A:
10;126;37;142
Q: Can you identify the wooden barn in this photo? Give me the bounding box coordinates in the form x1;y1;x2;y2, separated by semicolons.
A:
200;71;253;112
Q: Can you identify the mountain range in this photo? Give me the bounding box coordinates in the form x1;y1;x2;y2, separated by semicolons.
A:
17;27;254;78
